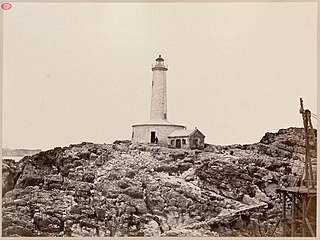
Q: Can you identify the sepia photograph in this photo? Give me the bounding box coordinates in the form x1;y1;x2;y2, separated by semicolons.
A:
1;1;318;238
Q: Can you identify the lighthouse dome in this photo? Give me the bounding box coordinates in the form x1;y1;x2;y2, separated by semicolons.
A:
156;55;164;62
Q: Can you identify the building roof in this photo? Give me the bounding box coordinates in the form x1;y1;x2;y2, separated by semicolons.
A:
168;128;205;138
132;119;186;128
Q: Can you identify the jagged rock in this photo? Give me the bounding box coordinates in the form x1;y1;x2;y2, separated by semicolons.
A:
83;171;95;183
117;179;131;189
177;162;193;172
43;175;63;190
125;170;137;178
79;218;97;229
74;172;84;181
73;159;84;167
242;195;260;205
33;213;53;230
89;153;98;161
264;183;278;198
15;171;43;189
13;198;27;206
2;224;35;237
169;152;187;160
142;220;161;236
253;186;270;202
2;159;19;196
154;164;179;173
2;127;316;237
133;199;148;214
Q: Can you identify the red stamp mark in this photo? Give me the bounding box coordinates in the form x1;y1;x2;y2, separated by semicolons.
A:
1;2;12;10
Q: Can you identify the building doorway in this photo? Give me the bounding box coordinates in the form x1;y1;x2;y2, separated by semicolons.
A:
176;139;181;148
194;139;199;148
150;131;156;143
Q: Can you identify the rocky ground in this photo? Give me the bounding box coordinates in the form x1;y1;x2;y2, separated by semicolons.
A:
2;127;316;237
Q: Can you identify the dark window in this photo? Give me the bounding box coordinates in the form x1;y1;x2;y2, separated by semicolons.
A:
171;140;174;145
176;139;181;148
164;113;167;119
194;139;199;147
132;132;134;139
182;139;186;144
151;131;156;143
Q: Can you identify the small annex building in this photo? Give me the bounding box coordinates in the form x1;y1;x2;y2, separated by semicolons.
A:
168;128;205;150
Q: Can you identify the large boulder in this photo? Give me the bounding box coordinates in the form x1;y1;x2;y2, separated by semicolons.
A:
15;163;43;189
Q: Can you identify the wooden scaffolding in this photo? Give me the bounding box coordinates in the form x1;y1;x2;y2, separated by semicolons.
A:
278;98;317;237
279;186;316;237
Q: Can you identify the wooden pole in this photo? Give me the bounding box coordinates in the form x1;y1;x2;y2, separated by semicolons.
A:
306;110;317;147
305;111;315;189
300;98;310;187
302;195;306;236
270;219;281;237
282;192;287;237
291;193;296;236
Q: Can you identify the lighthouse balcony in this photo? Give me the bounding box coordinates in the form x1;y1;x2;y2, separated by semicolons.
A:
152;64;168;71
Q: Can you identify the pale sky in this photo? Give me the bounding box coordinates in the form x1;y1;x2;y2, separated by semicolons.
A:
2;2;317;150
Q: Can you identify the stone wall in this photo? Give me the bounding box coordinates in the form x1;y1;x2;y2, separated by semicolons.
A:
132;124;185;146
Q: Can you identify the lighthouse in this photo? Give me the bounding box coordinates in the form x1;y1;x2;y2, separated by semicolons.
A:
150;55;168;121
131;55;186;145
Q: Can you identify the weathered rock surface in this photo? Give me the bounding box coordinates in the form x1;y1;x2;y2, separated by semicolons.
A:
2;159;19;197
2;127;315;237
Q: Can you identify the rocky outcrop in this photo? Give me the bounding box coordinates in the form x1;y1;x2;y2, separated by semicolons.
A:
2;159;19;197
2;128;315;237
257;127;316;159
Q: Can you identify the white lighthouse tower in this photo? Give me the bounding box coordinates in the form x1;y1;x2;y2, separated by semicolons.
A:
132;55;186;145
150;55;168;121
